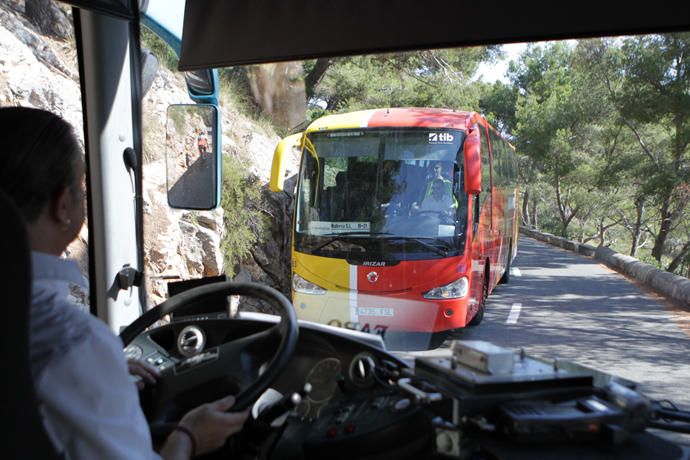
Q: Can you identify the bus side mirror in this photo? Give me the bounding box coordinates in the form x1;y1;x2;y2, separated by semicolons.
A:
165;104;220;210
270;133;303;192
184;69;215;98
464;128;482;194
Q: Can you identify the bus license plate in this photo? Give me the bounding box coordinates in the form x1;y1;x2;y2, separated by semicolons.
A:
357;307;394;317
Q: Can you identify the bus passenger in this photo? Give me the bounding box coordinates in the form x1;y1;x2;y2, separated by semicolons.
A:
387;179;410;216
0;107;248;460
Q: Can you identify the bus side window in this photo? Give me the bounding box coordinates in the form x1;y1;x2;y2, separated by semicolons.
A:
473;194;481;235
480;126;491;192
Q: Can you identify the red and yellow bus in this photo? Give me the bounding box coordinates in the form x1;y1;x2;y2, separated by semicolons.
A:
271;108;518;348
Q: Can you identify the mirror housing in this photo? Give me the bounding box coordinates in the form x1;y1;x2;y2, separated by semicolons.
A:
184;69;216;99
165;104;220;209
464;126;482;194
270;133;303;192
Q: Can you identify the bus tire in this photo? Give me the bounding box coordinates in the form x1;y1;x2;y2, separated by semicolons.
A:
469;275;488;326
499;241;512;285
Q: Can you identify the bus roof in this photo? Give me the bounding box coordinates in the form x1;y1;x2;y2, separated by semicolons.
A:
305;108;478;133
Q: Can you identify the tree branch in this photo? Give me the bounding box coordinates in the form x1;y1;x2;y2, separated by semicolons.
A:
621;118;659;167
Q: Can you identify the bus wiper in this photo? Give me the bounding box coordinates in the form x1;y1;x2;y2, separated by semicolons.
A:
383;236;451;256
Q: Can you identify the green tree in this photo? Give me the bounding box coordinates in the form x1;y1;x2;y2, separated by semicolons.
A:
512;43;593;238
614;34;690;265
220;156;265;276
312;47;500;115
480;80;518;136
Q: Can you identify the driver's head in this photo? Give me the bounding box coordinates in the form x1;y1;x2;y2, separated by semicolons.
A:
0;107;85;255
433;162;443;178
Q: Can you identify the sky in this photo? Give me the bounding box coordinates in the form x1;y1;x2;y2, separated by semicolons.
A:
146;0;185;39
475;42;527;83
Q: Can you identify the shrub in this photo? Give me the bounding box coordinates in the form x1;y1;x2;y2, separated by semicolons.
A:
219;155;265;276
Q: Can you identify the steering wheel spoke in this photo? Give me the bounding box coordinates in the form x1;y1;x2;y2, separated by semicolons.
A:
120;282;298;422
216;327;281;387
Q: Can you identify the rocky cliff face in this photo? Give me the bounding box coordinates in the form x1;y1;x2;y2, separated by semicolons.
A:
1;1;298;307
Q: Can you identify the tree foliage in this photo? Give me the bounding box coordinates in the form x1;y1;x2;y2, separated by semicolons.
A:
311;47;500;115
237;37;689;276
220;156;265;277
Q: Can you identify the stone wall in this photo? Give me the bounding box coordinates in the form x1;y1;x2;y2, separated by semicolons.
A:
519;226;690;308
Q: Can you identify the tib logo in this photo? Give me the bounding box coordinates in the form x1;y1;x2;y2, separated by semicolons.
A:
429;132;454;143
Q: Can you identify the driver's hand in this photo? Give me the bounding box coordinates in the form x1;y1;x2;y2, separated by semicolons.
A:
179;395;250;456
127;358;160;391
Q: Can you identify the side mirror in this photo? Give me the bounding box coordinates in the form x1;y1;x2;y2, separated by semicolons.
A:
165;104;220;209
463;128;482;194
270;133;303;192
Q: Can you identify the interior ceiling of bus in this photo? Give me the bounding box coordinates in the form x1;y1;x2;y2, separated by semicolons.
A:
59;1;690;70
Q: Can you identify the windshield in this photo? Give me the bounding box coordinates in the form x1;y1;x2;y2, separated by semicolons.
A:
294;129;467;260
6;0;688;421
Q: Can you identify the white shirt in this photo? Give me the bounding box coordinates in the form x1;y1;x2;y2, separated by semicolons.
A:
420;192;454;212
31;252;160;460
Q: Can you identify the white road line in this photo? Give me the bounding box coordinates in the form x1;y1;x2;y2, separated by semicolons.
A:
506;303;522;324
511;267;522;277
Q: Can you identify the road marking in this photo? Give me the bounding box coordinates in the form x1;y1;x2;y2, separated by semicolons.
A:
511;267;522;277
506;303;522;324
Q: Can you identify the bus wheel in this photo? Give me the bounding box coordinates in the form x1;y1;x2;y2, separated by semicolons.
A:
499;241;512;285
469;277;487;326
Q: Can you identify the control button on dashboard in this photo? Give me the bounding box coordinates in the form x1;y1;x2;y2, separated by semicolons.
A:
394;398;411;411
177;325;206;357
124;344;143;360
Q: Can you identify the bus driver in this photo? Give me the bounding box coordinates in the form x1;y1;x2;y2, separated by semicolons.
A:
0;107;248;460
417;178;455;213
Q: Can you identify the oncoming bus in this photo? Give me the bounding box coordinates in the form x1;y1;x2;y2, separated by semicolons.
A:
271;108;519;349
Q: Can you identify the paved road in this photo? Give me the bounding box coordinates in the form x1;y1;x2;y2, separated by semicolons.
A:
453;235;690;409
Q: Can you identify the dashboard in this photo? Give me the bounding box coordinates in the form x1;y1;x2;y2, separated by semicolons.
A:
123;314;689;459
124;314;435;459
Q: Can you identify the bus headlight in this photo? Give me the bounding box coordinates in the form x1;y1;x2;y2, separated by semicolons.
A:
292;273;326;295
423;277;468;299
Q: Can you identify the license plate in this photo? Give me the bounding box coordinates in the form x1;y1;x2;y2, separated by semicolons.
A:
357;307;394;317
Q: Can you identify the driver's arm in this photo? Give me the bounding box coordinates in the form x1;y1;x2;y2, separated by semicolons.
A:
36;313;162;459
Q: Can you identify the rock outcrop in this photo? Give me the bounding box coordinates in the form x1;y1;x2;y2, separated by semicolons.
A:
1;1;297;308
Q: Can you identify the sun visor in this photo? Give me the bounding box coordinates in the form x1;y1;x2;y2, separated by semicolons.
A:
178;0;690;71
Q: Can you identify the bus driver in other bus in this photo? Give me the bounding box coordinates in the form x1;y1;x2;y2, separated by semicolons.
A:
0;107;248;460
417;178;455;213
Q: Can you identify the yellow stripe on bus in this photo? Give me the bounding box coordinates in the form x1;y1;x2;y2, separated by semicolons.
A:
293;251;352;289
292;252;354;326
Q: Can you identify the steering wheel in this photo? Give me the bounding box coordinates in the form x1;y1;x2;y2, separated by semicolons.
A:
415;210;456;227
119;282;298;417
416;210;449;219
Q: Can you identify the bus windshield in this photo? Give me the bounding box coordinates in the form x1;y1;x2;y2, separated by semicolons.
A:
294;128;468;260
